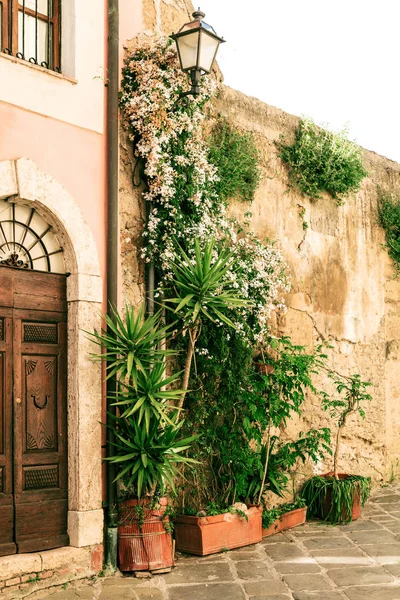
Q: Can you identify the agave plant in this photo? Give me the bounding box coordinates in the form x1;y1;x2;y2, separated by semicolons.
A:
112;360;183;432
106;412;199;498
164;238;250;407
87;304;174;388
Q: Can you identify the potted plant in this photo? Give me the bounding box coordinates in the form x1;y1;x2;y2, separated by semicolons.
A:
262;498;307;537
174;336;331;553
302;373;372;524
243;337;331;538
162;239;263;555
174;503;263;556
89;306;199;572
108;407;198;571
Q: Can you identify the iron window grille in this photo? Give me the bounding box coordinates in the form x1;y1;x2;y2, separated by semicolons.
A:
0;0;61;72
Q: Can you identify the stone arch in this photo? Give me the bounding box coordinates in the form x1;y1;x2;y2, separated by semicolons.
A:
0;158;103;548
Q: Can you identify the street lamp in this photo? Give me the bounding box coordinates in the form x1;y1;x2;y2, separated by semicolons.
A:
170;9;225;96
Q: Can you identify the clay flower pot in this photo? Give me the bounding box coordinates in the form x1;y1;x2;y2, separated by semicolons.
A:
322;473;361;521
118;497;174;572
262;506;307;538
174;506;262;556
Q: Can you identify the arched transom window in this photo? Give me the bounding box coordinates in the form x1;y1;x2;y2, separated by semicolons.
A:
0;198;65;273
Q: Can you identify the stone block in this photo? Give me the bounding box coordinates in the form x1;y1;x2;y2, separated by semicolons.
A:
40;546;90;571
359;543;400;564
263;543;307;561
282;574;332;592
168;583;245;600
310;547;373;568
292;593;346;600
347;530;398;545
0;161;17;199
344;585;400;600
302;537;354;550
326;566;394;586
67;273;102;303
68;509;104;547
165;562;233;584
273;560;321;574
0;554;41;581
243;580;289;596
235;561;274;580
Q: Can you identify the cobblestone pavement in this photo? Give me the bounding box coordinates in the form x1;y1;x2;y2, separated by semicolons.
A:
39;484;400;600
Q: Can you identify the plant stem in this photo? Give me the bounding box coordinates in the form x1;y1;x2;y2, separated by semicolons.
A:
258;419;272;506
334;409;351;478
178;324;199;409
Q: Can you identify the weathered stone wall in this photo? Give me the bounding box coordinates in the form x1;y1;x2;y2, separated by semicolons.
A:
119;0;400;484
215;87;400;484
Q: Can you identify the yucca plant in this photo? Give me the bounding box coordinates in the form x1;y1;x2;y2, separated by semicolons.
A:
106;412;199;498
164;238;250;408
112;360;183;432
87;304;174;388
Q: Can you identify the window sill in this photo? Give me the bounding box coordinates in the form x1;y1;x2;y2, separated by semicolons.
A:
0;52;77;84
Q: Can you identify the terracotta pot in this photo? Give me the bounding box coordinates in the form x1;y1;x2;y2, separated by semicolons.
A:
321;473;361;521
174;506;262;556
262;506;307;537
118;497;174;572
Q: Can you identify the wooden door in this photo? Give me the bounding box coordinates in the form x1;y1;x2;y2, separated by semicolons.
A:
0;267;68;556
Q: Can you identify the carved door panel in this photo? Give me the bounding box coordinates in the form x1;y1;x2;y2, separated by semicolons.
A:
0;268;68;556
13;312;68;553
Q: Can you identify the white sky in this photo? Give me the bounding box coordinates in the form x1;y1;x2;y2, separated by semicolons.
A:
198;0;400;163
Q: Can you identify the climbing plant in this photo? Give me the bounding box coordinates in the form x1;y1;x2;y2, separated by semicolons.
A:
120;36;290;346
377;190;400;275
208;117;260;203
277;117;367;202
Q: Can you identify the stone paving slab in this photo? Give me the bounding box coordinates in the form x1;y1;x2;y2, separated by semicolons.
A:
243;580;290;596
343;585;400;599
168;583;245;600
292;593;345;600
282;574;333;593
310;547;374;567
326;565;395;586
23;483;400;600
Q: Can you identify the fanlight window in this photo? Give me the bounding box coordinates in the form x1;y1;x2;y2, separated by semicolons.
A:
0;199;65;273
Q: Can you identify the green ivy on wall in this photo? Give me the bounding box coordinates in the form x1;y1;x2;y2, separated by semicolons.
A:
276;117;367;203
208;117;260;203
378;190;400;274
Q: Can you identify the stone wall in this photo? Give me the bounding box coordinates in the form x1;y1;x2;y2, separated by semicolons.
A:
119;0;400;484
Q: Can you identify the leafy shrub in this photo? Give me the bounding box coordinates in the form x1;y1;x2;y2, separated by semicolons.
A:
377;190;400;274
277;118;367;202
208;117;261;203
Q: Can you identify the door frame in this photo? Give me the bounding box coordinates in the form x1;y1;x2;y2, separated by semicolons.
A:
0;158;104;551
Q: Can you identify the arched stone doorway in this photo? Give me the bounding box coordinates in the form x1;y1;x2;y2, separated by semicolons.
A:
0;158;103;553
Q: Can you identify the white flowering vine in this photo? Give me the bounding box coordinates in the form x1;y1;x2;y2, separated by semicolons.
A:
120;36;290;344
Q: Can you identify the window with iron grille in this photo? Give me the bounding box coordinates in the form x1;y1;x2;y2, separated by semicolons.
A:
0;1;61;72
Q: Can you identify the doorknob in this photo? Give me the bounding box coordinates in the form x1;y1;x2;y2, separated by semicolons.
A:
15;397;21;404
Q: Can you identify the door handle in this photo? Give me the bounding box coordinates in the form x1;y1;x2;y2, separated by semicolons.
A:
32;394;49;409
15;397;21;405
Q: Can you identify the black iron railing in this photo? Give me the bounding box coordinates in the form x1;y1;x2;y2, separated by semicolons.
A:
0;0;61;72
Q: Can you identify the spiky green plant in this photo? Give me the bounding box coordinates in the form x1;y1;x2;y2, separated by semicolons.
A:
302;475;370;524
106;413;199;498
87;305;175;388
112;361;183;432
164;238;250;407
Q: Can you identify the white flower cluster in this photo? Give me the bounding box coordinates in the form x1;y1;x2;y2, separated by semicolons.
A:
120;36;291;344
